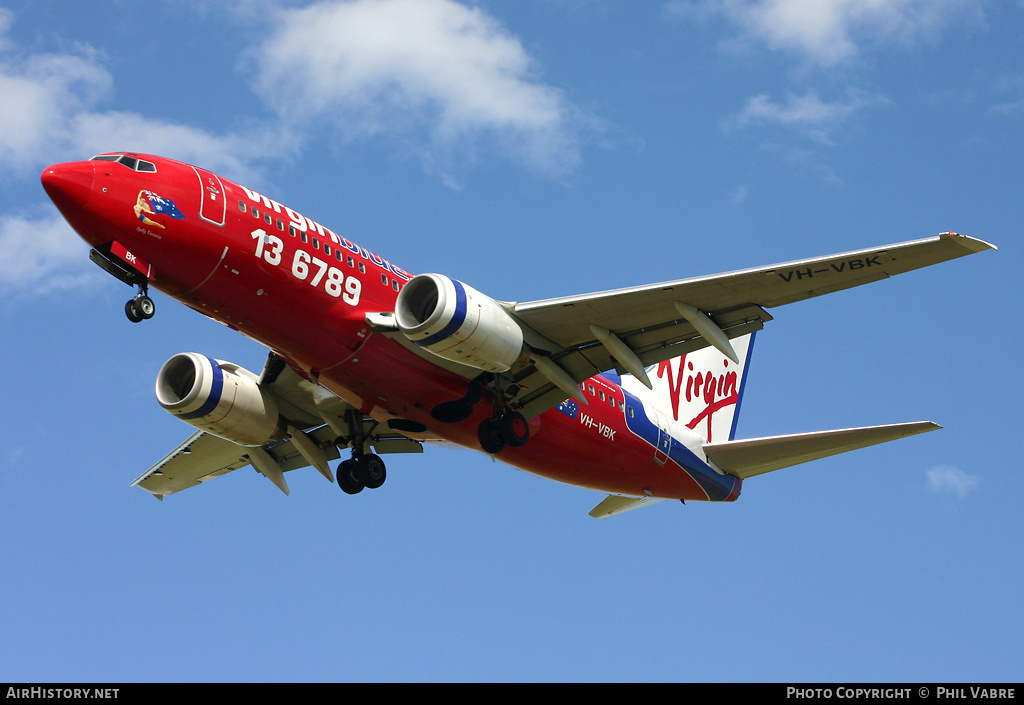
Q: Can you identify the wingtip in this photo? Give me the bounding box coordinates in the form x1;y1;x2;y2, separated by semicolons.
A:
941;232;998;252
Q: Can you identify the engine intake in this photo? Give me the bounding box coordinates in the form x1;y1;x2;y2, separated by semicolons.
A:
155;352;284;446
395;273;525;373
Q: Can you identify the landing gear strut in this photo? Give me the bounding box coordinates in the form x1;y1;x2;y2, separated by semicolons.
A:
477;374;530;454
335;408;387;495
86;247;156;323
431;373;531;455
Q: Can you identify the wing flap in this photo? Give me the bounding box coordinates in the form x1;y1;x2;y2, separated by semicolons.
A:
130;431;250;499
703;421;940;479
589;495;664;518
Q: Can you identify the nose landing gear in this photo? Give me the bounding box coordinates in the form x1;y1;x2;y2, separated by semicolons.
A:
86;246;157;323
125;288;155;323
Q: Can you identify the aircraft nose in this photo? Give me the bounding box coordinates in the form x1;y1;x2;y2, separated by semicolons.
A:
41;161;95;214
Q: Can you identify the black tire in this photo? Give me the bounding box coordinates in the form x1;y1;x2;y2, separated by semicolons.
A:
500;412;530;447
478;418;506;454
125;299;143;323
336;459;364;494
357;454;387;489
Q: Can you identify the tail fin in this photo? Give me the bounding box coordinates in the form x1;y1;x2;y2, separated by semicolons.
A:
648;332;755;443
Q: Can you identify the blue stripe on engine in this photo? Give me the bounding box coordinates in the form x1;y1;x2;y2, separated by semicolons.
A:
179;356;224;420
415;279;468;348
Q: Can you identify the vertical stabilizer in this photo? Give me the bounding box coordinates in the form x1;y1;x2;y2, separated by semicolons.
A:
648;333;755;443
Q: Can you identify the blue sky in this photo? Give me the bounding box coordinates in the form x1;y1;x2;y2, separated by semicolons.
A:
0;0;1020;683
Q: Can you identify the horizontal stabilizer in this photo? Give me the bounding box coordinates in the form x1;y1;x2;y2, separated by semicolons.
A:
703;421;940;479
589;494;664;518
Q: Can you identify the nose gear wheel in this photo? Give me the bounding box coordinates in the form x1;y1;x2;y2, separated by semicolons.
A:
126;294;155;322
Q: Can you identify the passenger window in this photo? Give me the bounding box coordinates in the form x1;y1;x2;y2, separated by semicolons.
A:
358;262;365;273
264;212;272;225
238;200;247;212
392;280;400;291
312;238;320;251
251;206;258;217
276;219;284;231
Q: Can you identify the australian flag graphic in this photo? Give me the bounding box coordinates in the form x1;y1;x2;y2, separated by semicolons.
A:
135;190;185;229
557;399;579;419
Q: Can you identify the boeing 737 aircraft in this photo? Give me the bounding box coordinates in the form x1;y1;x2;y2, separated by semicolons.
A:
41;153;994;517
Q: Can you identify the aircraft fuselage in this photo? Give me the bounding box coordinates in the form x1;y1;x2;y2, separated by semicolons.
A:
42;153;742;503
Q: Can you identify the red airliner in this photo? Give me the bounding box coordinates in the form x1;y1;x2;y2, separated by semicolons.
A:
41;153;994;517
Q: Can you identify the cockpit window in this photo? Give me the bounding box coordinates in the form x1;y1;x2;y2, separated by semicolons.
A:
90;154;157;172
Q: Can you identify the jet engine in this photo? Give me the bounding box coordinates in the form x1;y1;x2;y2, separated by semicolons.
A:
394;273;525;373
155;352;285;447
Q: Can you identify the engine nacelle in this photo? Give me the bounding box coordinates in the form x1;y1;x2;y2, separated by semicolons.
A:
155;352;284;447
394;273;525;373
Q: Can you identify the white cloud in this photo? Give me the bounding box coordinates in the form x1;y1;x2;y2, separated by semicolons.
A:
0;36;111;173
68;112;298;186
727;89;888;143
0;208;103;297
667;0;984;67
0;2;595;297
0;11;294;297
926;465;981;500
247;0;587;177
0;10;289;185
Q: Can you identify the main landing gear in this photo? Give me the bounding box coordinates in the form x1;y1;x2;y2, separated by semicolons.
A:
477;411;530;455
336;451;386;495
429;372;532;455
475;373;530;455
334;408;387;495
